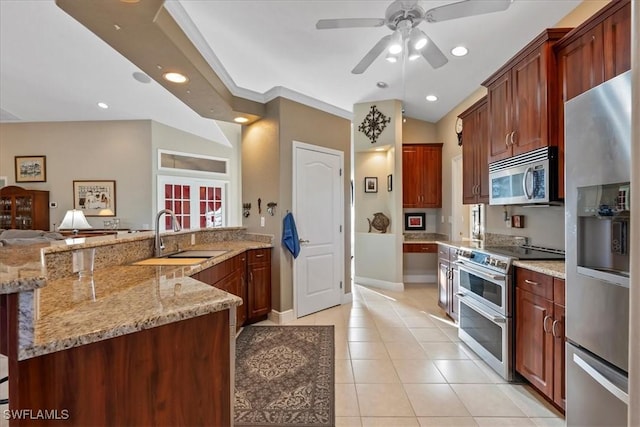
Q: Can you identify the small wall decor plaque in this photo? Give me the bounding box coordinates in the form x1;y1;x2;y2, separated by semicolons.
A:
358;105;390;144
404;213;426;231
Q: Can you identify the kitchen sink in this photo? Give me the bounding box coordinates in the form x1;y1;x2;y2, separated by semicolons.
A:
166;250;229;258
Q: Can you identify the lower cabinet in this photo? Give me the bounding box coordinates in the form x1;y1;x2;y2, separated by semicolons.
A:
437;244;459;322
515;267;565;412
192;248;272;328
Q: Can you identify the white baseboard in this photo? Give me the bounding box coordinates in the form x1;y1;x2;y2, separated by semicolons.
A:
403;274;437;283
354;276;404;291
268;309;295;325
341;292;353;304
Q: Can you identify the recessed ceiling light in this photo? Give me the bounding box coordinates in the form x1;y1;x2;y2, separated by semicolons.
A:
375;148;385;152
426;95;438;102
376;81;388;89
234;117;249;124
97;102;109;109
163;72;188;84
451;46;468;57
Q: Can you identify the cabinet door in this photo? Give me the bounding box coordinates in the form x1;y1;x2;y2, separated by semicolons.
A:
515;288;554;398
603;1;631;80
437;260;450;311
421;145;442;208
461;112;478;204
402;146;422;208
557;26;605;102
225;269;245;329
553;303;566;411
476;101;490;203
247;262;271;320
511;50;548;156
487;71;512;163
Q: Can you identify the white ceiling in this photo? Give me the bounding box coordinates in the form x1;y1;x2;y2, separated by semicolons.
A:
1;0;582;137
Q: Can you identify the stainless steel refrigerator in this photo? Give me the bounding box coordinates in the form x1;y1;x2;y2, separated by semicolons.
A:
565;70;631;426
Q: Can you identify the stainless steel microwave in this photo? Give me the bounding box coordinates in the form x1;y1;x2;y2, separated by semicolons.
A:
489;147;558;205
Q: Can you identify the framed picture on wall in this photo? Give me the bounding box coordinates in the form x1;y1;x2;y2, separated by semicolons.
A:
364;177;378;193
15;155;46;183
73;180;116;216
387;174;392;192
404;213;426;231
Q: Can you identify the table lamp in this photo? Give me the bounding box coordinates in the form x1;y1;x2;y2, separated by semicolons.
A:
59;209;92;234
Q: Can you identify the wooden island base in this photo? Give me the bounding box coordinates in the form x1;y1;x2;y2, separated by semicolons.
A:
7;309;231;427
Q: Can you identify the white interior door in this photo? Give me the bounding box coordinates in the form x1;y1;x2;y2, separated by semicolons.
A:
293;141;344;318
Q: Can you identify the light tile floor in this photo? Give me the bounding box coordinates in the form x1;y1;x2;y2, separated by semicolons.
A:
261;283;565;427
0;283;565;427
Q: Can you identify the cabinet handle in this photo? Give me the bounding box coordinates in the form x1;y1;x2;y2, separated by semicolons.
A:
543;315;552;334
505;133;510;148
255;254;264;258
551;319;561;338
510;131;516;146
524;279;540;286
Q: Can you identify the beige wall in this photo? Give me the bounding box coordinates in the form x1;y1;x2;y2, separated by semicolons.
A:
242;97;351;313
0;119;242;230
402;117;437;144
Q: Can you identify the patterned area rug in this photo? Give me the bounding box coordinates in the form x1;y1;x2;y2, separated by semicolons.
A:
234;325;335;427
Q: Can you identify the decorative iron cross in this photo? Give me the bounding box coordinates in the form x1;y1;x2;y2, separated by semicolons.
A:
358;105;391;144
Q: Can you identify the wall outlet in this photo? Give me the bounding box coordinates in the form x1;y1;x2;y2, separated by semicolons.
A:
49;201;57;208
506;219;512;228
441;216;445;223
191;233;196;245
260;216;265;227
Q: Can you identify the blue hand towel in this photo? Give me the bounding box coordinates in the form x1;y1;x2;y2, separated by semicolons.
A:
282;212;301;258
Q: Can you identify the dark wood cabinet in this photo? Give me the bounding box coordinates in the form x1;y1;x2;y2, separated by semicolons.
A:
402;144;443;208
437;244;458;322
515;268;565;412
554;0;630;199
483;29;570;164
403;243;437;253
246;248;272;323
460;96;489;204
0;185;50;230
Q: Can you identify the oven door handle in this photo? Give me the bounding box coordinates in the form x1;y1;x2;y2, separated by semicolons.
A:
453;260;506;282
523;166;534;200
458;293;506;323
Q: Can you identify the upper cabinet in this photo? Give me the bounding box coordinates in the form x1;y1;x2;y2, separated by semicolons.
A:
459;97;489;205
483;29;572;164
402;144;443;208
554;0;630;199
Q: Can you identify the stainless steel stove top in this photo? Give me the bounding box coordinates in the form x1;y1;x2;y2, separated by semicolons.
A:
454;245;564;274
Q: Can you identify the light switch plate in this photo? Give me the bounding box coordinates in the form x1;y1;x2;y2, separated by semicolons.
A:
260;216;265;227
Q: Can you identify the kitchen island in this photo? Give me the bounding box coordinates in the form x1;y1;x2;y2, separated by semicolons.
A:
0;228;272;426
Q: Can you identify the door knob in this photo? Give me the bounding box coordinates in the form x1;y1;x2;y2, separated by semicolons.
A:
299;239;310;244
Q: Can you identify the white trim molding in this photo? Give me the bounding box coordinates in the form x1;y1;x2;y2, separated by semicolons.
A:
268;309;295;325
354;276;404;292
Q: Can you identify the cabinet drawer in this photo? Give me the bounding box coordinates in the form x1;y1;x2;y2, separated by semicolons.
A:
403;243;437;253
554;278;565;307
248;248;271;264
437;244;451;260
516;268;553;300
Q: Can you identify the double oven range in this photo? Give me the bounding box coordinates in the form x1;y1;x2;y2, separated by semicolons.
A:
454;245;564;381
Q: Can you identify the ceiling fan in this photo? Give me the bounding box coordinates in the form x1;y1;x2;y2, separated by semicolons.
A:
316;0;514;74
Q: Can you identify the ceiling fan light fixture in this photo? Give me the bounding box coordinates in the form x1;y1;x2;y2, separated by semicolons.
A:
385;51;400;63
408;44;421;61
388;30;403;54
451;46;468;57
409;28;428;50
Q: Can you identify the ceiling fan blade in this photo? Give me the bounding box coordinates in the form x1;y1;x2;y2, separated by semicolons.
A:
421;35;448;69
425;0;513;23
316;18;385;30
352;35;391;74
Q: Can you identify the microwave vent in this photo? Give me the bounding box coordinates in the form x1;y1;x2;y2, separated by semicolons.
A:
489;147;556;173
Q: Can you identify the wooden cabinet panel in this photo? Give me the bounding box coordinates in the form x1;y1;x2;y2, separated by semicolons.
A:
402;144;443;208
487;71;512;163
556;25;605;102
0;185;50;230
403;243;437;253
553;303;566;411
246;249;272;324
603;1;631;80
460;97;489;204
515;287;554;397
553;278;565;307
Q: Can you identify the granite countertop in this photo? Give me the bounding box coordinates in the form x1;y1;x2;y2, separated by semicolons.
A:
513;260;566;280
403;233;450;244
435;239;484;250
0;244;47;294
7;239;271;360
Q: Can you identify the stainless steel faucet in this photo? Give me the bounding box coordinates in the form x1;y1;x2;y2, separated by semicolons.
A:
154;209;181;257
